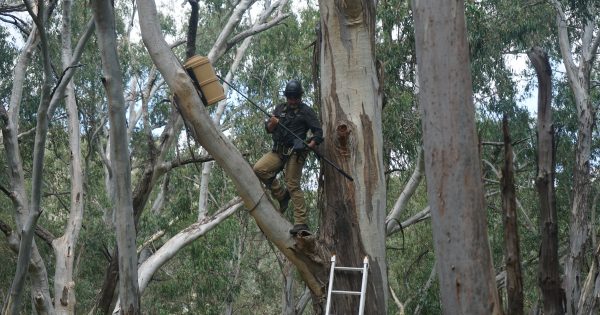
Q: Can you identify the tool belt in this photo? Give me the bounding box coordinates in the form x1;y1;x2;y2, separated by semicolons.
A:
273;143;294;157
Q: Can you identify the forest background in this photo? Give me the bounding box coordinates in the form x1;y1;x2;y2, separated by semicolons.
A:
0;0;599;314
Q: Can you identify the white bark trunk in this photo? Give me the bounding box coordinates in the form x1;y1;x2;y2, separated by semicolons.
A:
411;0;503;313
151;176;169;215
281;259;296;315
7;1;55;312
550;2;600;313
2;6;93;315
52;0;84;313
92;0;140;312
4;14;39;231
413;261;437;315
206;0;290;62
197;39;250;219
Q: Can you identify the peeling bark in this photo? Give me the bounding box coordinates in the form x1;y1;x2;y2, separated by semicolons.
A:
318;0;388;312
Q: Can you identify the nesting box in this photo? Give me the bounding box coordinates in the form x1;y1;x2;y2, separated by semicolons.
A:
183;55;226;106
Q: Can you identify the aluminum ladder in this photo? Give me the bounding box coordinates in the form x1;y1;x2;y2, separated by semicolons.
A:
324;255;369;315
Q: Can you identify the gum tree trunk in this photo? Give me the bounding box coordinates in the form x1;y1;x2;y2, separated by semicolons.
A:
92;0;140;313
549;1;600;313
51;1;94;313
528;47;564;315
501;117;524;315
318;0;388;313
4;1;55;312
411;0;503;313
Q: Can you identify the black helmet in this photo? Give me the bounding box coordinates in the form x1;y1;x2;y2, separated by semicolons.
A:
284;80;303;98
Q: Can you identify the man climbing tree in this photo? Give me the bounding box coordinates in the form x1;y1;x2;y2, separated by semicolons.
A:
253;79;324;234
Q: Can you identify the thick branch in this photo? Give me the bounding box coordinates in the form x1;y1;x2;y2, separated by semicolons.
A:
137;0;330;296
386;147;424;234
207;0;255;62
137;198;242;293
227;13;291;49
549;0;578;85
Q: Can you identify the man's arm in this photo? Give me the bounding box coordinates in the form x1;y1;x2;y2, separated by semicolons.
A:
266;116;279;133
265;104;283;134
305;107;324;147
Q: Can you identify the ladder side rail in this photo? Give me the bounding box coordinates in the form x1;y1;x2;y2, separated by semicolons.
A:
324;255;337;315
358;257;369;315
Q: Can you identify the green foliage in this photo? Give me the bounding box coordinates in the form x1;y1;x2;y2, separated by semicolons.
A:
0;27;17;107
377;0;420;168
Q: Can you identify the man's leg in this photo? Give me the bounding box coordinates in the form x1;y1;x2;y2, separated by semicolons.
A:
285;152;308;227
253;152;287;200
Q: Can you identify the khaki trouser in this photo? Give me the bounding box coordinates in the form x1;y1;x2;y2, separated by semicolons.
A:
253;151;308;225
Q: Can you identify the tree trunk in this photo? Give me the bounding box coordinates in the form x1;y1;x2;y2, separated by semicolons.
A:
92;0;140;313
501;116;524;315
528;46;564;315
280;259;296;315
51;1;89;313
5;0;55;312
223;221;246;315
0;21;39;315
95;110;184;314
411;0;503;314
318;0;388;313
549;2;599;313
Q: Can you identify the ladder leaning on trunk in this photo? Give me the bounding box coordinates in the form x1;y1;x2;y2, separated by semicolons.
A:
324;255;369;315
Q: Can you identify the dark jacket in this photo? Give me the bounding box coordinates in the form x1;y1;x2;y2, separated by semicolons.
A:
267;102;323;149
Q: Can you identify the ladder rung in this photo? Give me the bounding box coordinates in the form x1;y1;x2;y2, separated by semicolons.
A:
334;266;364;271
331;290;362;295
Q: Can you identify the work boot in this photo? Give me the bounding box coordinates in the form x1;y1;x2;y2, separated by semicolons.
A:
278;191;290;214
289;224;309;235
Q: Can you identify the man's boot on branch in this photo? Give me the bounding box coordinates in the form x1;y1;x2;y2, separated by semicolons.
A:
290;224;309;235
